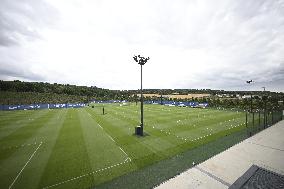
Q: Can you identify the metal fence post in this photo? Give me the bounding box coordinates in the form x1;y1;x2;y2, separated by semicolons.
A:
246;111;248;137
266;112;268;127
272;111;274;124
263;110;266;129
258;111;261;131
252;112;255;134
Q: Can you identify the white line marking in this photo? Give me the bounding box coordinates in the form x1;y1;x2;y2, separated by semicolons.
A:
108;135;115;142
87;114;130;160
119;147;129;157
9;142;42;189
43;158;131;189
97;124;103;129
1;142;40;150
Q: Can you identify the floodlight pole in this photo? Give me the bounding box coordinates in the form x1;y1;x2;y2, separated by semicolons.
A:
262;87;267;128
133;55;150;136
246;80;253;113
245;80;253;136
250;93;253;113
140;63;144;129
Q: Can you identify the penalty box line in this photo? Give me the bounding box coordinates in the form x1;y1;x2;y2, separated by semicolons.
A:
87;111;131;161
96;123;131;161
42;157;131;189
9;141;43;189
105;131;131;161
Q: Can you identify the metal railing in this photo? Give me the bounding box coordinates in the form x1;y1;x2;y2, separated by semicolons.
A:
245;110;283;137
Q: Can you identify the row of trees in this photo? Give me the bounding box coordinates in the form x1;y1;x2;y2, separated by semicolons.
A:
0;80;283;111
207;97;283;111
128;88;280;96
146;96;283;111
0;80;112;97
0;80;136;102
0;91;91;105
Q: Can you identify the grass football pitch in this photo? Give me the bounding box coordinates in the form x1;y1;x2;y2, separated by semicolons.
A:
0;103;248;189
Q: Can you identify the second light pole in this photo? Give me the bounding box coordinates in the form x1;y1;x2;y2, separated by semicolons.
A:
133;55;150;136
246;80;253;112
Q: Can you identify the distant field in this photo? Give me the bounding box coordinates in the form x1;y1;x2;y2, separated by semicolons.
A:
0;104;248;189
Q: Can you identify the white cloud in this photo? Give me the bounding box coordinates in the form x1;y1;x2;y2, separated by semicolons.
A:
0;0;284;91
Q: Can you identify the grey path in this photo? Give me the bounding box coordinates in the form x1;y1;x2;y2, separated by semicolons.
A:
155;120;284;189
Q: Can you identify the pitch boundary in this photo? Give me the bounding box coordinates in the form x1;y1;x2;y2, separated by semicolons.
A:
9;141;43;189
42;157;131;189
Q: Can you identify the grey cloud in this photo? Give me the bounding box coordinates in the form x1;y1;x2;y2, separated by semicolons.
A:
220;63;284;88
176;60;284;92
172;0;284;91
230;0;283;21
0;0;283;92
0;65;45;81
0;0;59;46
152;0;284;50
259;63;284;82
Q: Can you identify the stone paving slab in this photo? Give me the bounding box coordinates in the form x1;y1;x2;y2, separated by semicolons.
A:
156;120;284;189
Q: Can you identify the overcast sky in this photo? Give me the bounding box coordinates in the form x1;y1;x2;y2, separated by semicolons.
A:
0;0;284;92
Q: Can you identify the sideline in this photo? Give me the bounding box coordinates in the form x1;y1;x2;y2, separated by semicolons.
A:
42;158;131;189
9;142;43;189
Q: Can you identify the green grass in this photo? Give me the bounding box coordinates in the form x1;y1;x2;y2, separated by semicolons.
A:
0;103;252;189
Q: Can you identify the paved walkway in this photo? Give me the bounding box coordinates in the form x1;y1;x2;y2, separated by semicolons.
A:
156;120;284;189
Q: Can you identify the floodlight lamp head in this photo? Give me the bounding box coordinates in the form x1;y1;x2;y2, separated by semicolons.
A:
133;54;150;65
246;80;253;84
133;55;138;62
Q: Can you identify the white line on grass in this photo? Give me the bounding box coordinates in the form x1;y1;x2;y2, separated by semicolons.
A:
87;113;131;161
157;128;185;142
190;122;244;141
9;142;43;189
42;158;131;189
96;124;130;159
97;124;103;129
119;147;129;158
107;135;115;142
1;142;41;150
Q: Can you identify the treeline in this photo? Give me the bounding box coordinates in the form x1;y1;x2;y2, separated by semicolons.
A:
207;96;283;111
0;80;112;97
147;95;284;111
0;80;283;112
2;80;282;98
0;80;130;104
0;91;90;105
129;88;281;96
0;80;135;101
